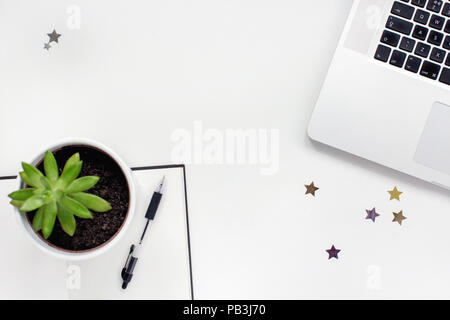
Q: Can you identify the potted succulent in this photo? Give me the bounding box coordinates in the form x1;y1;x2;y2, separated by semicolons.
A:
8;139;136;260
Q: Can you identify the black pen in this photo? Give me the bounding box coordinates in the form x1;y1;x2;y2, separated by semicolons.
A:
121;176;165;289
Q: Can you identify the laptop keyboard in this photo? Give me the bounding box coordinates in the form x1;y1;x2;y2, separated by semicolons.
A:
375;0;450;85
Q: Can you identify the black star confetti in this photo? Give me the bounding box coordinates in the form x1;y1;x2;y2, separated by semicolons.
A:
47;29;61;43
43;42;51;50
326;245;340;260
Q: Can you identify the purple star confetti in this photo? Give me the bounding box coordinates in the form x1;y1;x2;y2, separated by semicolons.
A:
365;207;380;222
326;245;340;260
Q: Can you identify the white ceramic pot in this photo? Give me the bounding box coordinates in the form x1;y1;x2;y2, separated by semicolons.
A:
14;138;136;261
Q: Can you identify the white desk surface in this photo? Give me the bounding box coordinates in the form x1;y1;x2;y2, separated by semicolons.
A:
3;0;450;299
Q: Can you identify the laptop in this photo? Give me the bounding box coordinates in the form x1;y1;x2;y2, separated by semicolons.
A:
309;0;450;189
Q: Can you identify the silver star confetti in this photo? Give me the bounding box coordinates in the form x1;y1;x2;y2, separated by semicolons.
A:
47;29;61;43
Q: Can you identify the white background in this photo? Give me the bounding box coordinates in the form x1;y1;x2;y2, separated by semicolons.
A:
2;0;450;299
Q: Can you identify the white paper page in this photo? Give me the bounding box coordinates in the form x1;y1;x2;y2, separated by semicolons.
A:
0;178;68;299
67;167;193;299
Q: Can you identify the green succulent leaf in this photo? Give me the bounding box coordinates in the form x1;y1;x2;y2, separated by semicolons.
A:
42;201;57;239
57;204;76;236
32;188;45;196
66;176;99;194
57;161;82;190
40;176;52;190
20;195;46;212
32;207;44;232
44;151;59;182
60;196;93;219
63;153;80;171
21;162;44;188
8;188;35;201
19;172;34;187
10;200;24;208
69;192;112;212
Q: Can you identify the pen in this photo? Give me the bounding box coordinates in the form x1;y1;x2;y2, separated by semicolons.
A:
121;176;165;289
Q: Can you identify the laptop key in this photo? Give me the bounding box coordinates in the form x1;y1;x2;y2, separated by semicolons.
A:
405;55;422;73
439;67;450;84
420;60;441;79
386;15;414;35
390;50;407;67
412;0;427;7
400;36;416;51
430;47;446;63
443;35;450;49
414;9;431;24
375;44;392;62
381;30;401;46
427;0;443;13
445;20;450;33
415;42;431;57
443;3;450;17
428;30;444;45
445;53;450;66
392;1;415;19
429;14;445;30
413;25;429;40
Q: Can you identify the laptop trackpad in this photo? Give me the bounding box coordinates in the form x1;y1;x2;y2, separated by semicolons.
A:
415;102;450;175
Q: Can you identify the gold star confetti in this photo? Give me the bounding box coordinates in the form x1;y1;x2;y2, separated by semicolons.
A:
392;211;407;225
388;186;402;201
305;182;319;196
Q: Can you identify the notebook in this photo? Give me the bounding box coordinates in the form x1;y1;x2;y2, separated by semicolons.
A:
0;165;193;299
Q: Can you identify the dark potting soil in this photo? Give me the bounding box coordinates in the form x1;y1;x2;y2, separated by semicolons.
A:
27;145;130;251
